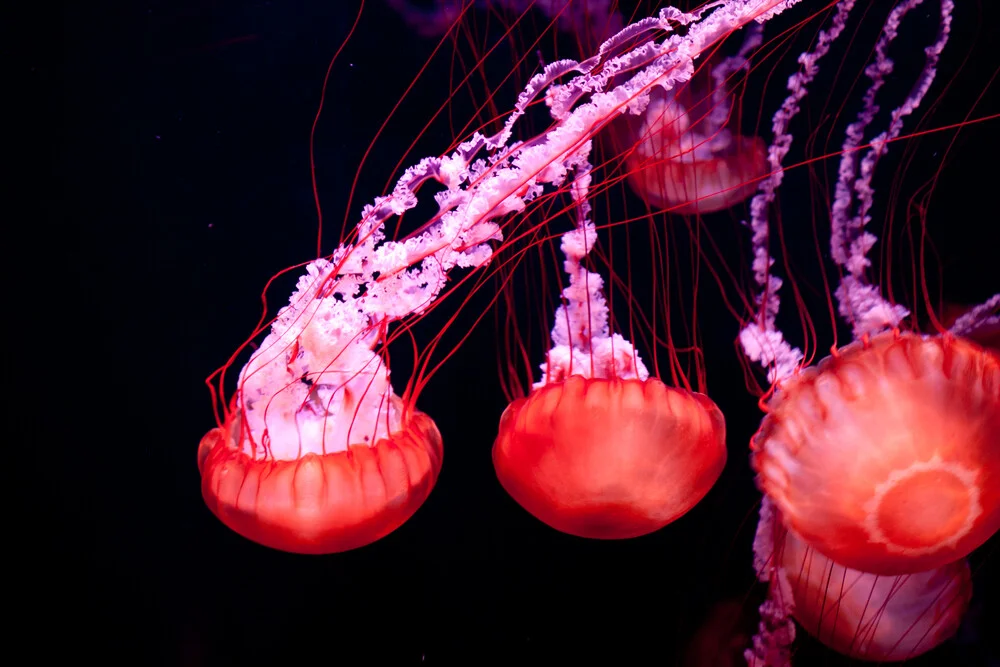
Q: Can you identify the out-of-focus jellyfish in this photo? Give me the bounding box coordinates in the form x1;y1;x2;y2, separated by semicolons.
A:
683;598;754;667
755;504;972;662
391;0;769;218
613;25;768;214
387;0;624;47
733;1;998;663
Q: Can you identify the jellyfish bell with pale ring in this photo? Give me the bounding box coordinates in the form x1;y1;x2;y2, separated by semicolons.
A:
735;0;999;662
752;331;1000;575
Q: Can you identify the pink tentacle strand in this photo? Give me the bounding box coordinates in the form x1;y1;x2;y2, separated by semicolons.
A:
235;0;801;462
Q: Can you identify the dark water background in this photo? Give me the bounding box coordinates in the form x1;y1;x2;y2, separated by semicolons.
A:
47;0;998;664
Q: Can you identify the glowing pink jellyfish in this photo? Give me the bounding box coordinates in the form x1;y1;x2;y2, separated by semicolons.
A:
492;222;728;540
735;1;998;663
612;32;768;214
755;505;972;662
753;331;999;575
487;2;789;539
198;259;445;554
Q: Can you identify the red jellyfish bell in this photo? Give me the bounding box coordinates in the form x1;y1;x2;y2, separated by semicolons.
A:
198;259;443;554
753;331;1000;574
493;226;727;539
615;26;767;215
495;375;727;539
776;521;972;662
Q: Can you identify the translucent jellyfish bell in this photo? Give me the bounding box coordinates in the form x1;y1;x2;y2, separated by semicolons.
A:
777;522;972;661
198;260;444;554
753;332;1000;575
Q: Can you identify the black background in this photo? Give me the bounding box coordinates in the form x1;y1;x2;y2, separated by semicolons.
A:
45;0;999;664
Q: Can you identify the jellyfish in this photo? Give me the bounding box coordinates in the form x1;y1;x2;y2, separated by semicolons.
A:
494;374;727;539
740;0;1000;577
486;1;780;539
391;0;768;217
760;505;972;662
198;259;444;554
387;0;624;47
752;331;999;575
613;24;768;215
493;207;727;539
683;598;755;667
734;0;998;662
